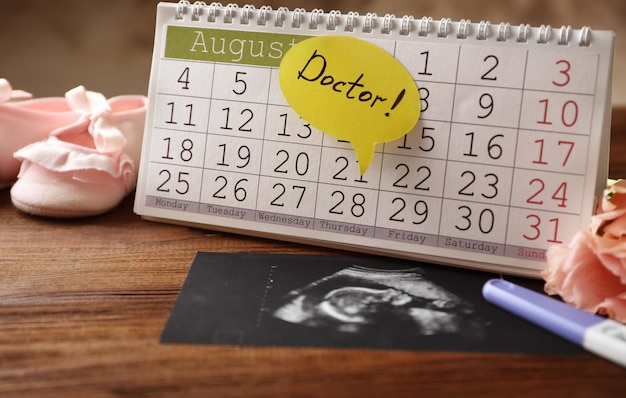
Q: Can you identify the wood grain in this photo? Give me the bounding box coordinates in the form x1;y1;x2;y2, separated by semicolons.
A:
1;109;625;397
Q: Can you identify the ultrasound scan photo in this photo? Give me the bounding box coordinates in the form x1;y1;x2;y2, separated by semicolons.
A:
272;266;487;339
160;252;581;355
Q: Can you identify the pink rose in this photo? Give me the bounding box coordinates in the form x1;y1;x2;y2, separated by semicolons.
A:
543;180;626;323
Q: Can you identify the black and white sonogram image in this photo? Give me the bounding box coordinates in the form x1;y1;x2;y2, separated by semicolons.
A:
272;265;486;339
160;252;582;355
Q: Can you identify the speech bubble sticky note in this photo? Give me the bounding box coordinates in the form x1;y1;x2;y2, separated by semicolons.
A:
279;35;420;175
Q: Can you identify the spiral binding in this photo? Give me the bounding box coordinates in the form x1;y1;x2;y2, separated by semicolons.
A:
174;1;592;46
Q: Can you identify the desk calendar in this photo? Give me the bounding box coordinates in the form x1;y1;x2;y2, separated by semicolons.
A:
134;1;615;277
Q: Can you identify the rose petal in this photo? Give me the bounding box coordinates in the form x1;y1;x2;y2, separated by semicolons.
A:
602;215;626;240
544;231;626;318
544;232;593;297
594;294;626;324
600;180;626;213
590;209;626;236
595;242;626;284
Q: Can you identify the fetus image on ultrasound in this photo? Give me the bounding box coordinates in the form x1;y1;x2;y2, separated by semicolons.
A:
272;266;486;337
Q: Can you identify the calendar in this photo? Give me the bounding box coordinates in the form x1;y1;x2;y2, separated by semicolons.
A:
134;1;615;277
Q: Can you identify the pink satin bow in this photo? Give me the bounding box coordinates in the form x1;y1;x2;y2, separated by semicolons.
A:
0;78;32;102
56;85;127;154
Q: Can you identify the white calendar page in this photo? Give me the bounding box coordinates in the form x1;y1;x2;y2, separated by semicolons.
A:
134;2;615;277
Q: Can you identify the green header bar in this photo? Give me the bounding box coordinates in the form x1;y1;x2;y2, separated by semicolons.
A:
164;26;310;67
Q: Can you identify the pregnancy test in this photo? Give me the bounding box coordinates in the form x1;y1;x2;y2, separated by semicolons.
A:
482;278;626;368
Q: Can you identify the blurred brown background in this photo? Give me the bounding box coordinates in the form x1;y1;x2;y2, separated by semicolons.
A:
1;0;624;105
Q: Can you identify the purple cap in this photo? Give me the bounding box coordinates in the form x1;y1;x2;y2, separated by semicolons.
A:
482;279;603;346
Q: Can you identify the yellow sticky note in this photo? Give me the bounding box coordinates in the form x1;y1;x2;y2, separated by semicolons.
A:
279;35;420;174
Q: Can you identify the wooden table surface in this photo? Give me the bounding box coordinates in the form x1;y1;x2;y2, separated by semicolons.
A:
1;109;625;397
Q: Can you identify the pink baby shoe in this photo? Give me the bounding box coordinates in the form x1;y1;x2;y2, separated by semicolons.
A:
11;86;147;217
0;79;81;188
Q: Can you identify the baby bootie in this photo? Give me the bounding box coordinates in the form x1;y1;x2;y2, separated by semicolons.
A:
0;79;80;188
11;86;147;217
